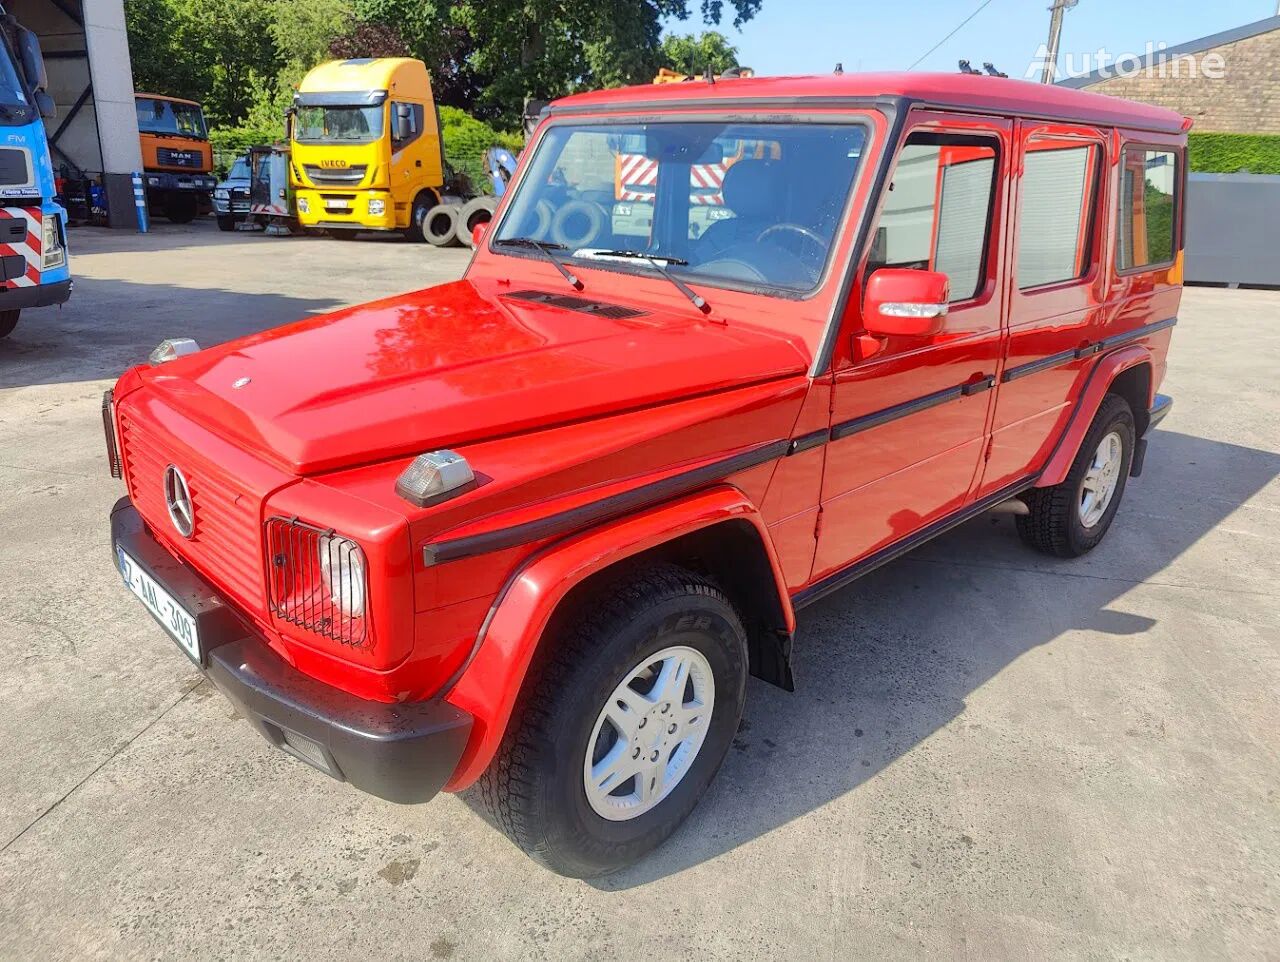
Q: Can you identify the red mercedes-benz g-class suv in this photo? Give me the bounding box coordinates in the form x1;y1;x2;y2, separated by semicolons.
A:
106;73;1184;877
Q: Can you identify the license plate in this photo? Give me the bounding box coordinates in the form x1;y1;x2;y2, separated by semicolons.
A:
325;199;350;209
117;546;201;664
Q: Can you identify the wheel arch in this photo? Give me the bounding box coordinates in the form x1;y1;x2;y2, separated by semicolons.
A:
1037;346;1154;489
442;485;794;790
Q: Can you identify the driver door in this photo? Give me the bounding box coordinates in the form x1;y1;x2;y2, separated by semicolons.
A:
813;114;1012;581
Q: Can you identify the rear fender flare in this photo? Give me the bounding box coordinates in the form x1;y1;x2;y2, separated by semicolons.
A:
1036;345;1154;488
442;485;792;790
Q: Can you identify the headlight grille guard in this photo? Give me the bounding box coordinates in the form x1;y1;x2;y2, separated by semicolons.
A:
265;516;369;649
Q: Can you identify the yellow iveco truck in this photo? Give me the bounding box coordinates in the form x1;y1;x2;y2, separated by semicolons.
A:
288;58;446;240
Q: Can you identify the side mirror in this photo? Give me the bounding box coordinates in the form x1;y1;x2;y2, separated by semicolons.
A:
394;104;413;142
471;220;488;247
863;268;950;337
34;90;55;120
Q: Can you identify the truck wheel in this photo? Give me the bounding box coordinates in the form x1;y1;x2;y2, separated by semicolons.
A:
457;197;497;248
0;309;18;339
1017;394;1136;557
216;214;237;232
162;194;198;224
424;204;459;247
549;199;606;249
404;192;437;243
477;564;748;878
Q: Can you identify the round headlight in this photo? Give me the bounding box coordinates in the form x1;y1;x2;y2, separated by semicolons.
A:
317;533;365;617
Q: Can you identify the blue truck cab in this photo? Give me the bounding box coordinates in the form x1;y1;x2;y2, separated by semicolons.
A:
0;9;70;340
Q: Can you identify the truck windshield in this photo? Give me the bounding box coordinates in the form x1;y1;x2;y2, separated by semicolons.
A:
0;40;32;123
136;98;208;139
294;105;384;144
493;120;868;294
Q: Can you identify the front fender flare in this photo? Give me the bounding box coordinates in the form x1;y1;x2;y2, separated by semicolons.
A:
1036;345;1154;488
441;484;792;791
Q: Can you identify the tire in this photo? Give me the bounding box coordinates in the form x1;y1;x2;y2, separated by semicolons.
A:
1017;393;1136;557
216;214;237;232
0;309;18;339
549;199;607;249
457;196;497;248
529;200;553;240
404;192;436;243
477;564;748;878
162;194;198;224
424;204;459;247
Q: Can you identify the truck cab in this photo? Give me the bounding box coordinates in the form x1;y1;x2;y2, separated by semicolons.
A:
0;9;70;339
135;93;215;223
288;57;445;239
107;73;1185;878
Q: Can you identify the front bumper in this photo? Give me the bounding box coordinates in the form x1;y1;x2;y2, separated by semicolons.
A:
0;277;71;310
110;498;472;804
145;172;216;192
295;188;397;231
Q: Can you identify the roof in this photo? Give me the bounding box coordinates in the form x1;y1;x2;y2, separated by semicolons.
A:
298;57;430;95
1059;15;1280;89
550;72;1189;134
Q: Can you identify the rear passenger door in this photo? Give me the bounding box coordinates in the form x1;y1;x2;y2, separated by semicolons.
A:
977;122;1108;496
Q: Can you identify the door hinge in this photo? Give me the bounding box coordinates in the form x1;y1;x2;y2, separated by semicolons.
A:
814;507;825;540
984;436;994;462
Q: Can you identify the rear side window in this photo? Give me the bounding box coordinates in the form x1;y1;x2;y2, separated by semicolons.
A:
868;133;999;302
1117;147;1178;271
1017;142;1098;289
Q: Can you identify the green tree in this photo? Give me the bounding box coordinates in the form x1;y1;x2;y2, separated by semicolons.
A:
658;31;739;76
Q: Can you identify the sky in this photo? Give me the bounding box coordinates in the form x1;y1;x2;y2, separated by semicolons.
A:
662;0;1277;81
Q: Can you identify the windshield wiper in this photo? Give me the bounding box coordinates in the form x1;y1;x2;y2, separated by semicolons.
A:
589;249;708;313
493;237;582;290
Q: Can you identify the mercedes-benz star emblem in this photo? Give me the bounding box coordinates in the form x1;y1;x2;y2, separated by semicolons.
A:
164;465;195;538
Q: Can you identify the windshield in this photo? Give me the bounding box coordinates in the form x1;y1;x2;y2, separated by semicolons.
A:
0;39;28;111
493;120;867;293
136;98;207;139
294;105;384;144
228;157;250;180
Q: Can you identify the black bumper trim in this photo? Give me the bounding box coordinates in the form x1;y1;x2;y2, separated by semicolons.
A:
111;498;471;804
0;277;71;310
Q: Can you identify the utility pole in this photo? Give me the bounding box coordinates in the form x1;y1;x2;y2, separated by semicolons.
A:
1040;0;1079;84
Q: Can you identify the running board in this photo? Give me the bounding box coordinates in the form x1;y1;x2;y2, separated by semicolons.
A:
793;476;1037;610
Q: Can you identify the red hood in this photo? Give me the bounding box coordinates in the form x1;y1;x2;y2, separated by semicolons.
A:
137;279;809;475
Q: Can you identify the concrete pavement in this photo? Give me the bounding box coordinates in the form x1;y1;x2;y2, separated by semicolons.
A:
0;221;1276;960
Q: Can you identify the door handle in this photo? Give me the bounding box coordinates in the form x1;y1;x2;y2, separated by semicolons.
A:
1074;342;1101;359
961;375;995;396
416;159;422;167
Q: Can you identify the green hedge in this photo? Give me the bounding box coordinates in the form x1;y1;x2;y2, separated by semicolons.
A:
439;106;523;195
1188;133;1280;175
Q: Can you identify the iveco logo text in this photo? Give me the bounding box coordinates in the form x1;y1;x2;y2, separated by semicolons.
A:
163;465;194;538
319;159;349;168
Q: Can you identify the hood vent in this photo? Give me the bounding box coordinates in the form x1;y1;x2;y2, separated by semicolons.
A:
504;289;648;320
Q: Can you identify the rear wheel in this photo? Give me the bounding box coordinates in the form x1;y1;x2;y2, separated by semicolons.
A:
1018;394;1136;557
404;192;436;243
477;564;748;878
0;309;18;339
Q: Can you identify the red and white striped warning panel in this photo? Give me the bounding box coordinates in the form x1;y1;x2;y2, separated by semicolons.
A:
617;154;727;206
0;206;41;288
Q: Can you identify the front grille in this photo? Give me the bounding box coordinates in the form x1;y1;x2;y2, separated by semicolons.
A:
504;289;648;320
265;517;368;648
118;410;264;608
303;164;367;186
156;147;203;169
0;148;30;187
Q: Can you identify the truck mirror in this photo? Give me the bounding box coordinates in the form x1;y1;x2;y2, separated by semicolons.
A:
395;103;413;142
34;90;55;120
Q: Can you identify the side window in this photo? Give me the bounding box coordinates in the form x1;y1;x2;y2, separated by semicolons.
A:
868;133;998;302
1017;142;1099;289
1117;147;1178;271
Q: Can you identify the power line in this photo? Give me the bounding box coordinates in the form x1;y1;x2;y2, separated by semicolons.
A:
907;0;999;71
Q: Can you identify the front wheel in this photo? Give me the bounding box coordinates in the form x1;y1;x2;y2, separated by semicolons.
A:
0;309;18;339
1018;393;1135;557
477;565;748;878
162;194;198;224
216;214;237;232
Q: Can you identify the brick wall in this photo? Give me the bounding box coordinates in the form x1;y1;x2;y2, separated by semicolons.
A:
1081;28;1280;134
